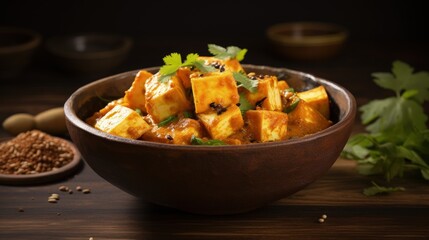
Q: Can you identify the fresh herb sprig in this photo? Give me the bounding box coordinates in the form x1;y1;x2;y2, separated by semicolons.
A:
341;60;429;194
233;72;258;93
208;44;247;61
190;136;225;146
159;53;216;83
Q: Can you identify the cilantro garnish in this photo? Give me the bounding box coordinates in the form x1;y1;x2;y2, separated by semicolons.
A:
363;181;405;196
158;53;216;83
208;44;247;61
233;72;258;93
341;60;429;193
238;92;253;115
157;115;178;127
284;97;300;113
190;136;226;146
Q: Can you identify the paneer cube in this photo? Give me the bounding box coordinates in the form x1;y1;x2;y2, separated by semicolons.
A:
297;85;330;119
286;99;332;139
176;67;192;89
197;104;244;140
95;105;151;139
246;110;288;142
277;80;290;91
123;70;153;113
141;118;204;145
86;98;125;126
191;71;239;113
145;74;192;123
244;76;282;111
198;56;244;73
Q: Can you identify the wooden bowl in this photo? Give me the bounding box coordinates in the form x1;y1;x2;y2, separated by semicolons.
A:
0;27;41;78
64;64;356;215
266;22;348;61
45;33;133;75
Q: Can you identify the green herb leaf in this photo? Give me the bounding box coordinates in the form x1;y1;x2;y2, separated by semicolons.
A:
135;108;143;116
363;181;405;196
208;44;248;61
157;115;178;127
284;97;300;113
342;60;429;185
238;92;253;115
232;72;258;93
159;52;183;76
159;52;216;82
190;136;226;146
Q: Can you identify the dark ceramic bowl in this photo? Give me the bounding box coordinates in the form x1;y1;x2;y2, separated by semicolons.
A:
0;27;42;78
266;22;348;61
64;64;356;215
45;33;133;75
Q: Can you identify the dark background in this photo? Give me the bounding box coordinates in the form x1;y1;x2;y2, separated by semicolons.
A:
1;0;429;94
2;0;427;41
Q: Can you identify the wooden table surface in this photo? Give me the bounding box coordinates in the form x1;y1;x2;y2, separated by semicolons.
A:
1;38;429;239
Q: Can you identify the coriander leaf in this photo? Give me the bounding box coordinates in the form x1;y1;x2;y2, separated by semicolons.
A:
342;60;429;186
372;60;429;102
238;92;253;115
159;52;216;82
135;108;143;116
284;97;300;113
157;115;178;127
405;71;429;103
363;181;405;196
208;44;247;61
182;53;200;66
190;136;225;146
360;97;427;142
372;72;400;94
233;72;258;93
192;59;216;73
159;53;182;76
208;44;227;56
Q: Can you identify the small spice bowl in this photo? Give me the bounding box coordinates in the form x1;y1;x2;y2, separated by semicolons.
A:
0;26;42;78
0;134;82;185
45;33;133;75
266;22;348;61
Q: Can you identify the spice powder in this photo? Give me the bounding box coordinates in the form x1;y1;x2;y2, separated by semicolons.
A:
0;130;74;175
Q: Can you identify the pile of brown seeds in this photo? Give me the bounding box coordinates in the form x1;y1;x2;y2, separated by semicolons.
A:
0;130;74;175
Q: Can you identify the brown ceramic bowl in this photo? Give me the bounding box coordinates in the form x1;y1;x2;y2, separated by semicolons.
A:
0;27;42;78
266;22;348;61
45;33;133;75
64;64;356;215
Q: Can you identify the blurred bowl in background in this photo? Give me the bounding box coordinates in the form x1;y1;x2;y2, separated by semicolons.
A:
266;22;348;61
45;33;133;75
0;26;42;78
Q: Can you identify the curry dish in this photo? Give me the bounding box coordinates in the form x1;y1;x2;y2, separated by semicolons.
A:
86;45;332;145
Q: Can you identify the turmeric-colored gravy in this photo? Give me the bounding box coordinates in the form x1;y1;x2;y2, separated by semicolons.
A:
87;56;332;145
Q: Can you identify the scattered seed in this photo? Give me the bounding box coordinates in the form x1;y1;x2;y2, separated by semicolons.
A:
68;190;73;194
321;214;327;219
18;208;24;212
82;188;91;194
50;193;60;200
318;218;325;223
48;198;57;203
76;186;82;191
57;212;62;216
59;185;68;192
